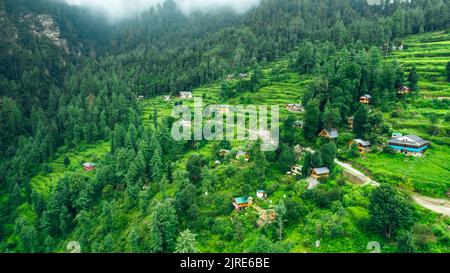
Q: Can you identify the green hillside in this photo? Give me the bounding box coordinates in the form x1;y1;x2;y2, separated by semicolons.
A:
388;31;450;98
353;31;450;198
1;0;449;255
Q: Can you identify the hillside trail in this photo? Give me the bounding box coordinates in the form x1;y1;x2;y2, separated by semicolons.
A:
334;159;450;217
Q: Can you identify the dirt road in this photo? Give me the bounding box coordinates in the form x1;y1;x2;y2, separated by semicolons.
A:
334;159;450;217
412;195;450;217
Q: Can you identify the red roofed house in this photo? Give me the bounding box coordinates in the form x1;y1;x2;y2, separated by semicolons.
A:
82;162;97;172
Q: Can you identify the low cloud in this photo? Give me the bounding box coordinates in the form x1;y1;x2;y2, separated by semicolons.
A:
63;0;261;20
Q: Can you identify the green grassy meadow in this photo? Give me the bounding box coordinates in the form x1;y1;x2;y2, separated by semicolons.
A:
30;141;110;198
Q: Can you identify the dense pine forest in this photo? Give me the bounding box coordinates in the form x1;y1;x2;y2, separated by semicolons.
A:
0;0;449;253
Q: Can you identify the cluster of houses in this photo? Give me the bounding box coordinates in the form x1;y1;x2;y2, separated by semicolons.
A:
233;190;276;226
317;126;429;157
226;73;248;80
287;163;330;181
286;103;305;113
358;85;411;105
179;91;193;100
233;189;267;211
233;191;261;211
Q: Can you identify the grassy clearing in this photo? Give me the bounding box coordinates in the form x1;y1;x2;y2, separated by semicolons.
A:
30;141;110;198
354;144;450;197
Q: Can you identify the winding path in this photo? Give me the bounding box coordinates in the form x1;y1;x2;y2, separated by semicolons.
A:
334;159;450;217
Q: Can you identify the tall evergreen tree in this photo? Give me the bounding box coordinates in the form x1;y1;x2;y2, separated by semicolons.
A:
407;64;419;92
353;105;370;138
303;101;321;141
149;200;179;253
175;229;199;253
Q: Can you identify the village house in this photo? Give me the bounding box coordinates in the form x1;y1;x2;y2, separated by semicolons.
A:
82;162;96;172
360;94;372;104
238;73;248;79
233;197;253;211
180;91;193;100
287;164;302;176
318;128;339;140
392;44;404;51
311;167;330;179
256;190;267;199
163;95;171;101
388;134;430;157
397;86;411;95
219;149;231;157
350;139;372;153
294;120;304;128
348;117;354;130
236;150;250;161
286;103;305;112
227;74;234;80
137;95;145;100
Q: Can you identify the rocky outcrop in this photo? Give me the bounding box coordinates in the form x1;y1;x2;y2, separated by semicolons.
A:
23;13;69;53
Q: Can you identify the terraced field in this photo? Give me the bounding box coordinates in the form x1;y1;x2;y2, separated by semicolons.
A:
141;61;310;128
30;141;110;198
355;31;450;198
388;31;450;98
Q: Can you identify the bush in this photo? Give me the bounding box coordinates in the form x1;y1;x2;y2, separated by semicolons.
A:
412;223;436;250
304;187;343;209
390;110;401;118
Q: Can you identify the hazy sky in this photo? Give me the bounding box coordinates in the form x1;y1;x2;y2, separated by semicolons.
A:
64;0;261;20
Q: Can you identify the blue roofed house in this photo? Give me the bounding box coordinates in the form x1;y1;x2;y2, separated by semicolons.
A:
388;134;430;157
233;196;253;211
